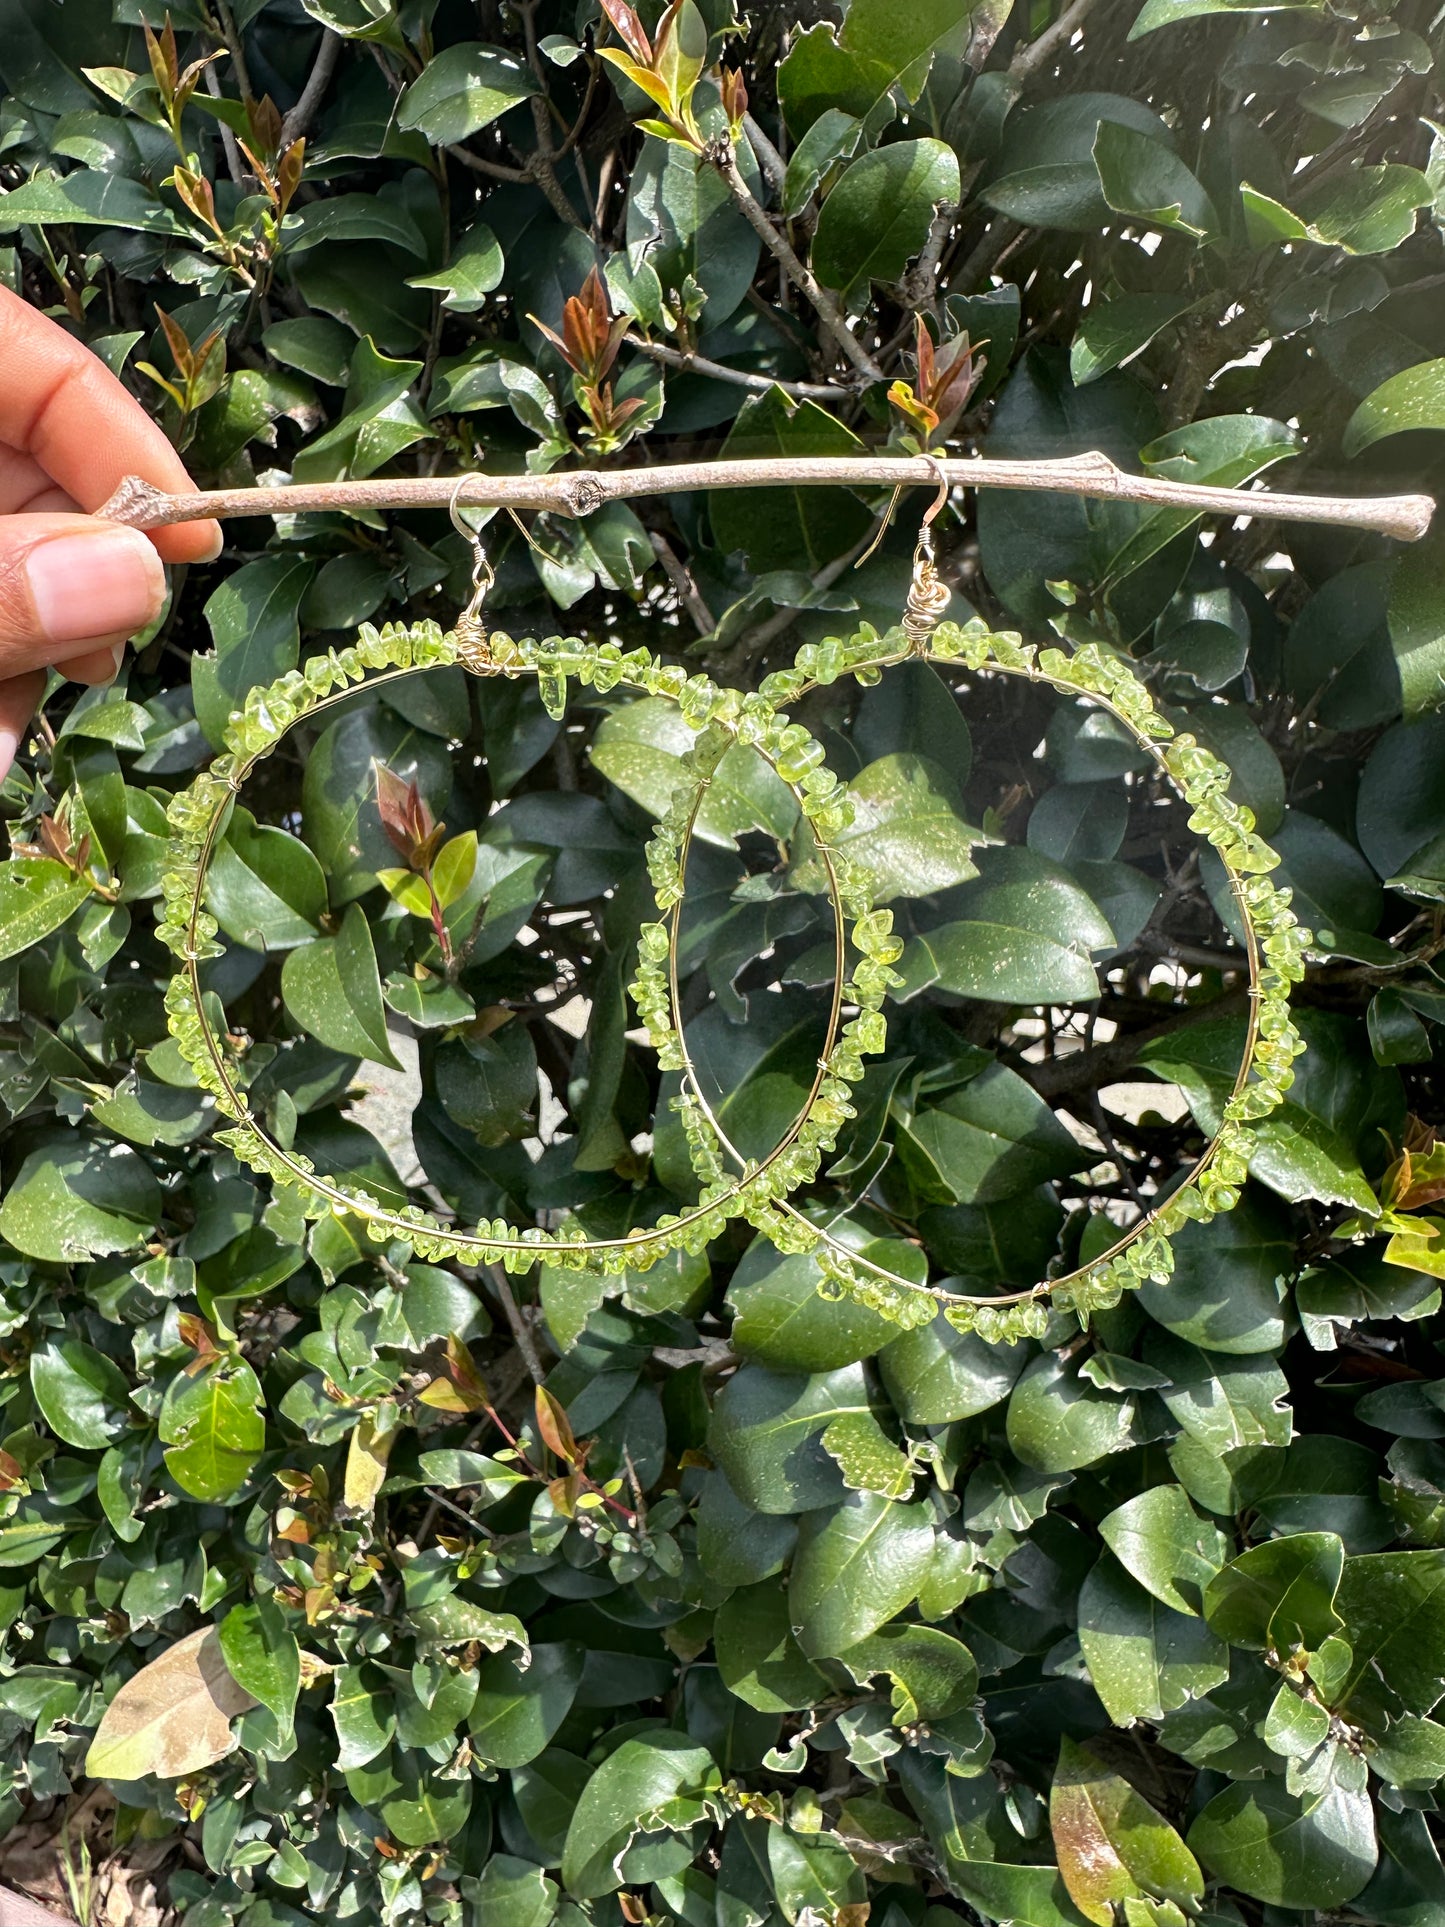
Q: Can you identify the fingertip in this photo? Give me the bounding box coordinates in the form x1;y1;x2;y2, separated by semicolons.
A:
0;670;45;786
152;519;223;566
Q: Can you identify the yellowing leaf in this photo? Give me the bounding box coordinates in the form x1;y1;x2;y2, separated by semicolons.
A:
344;1410;397;1516
86;1625;258;1780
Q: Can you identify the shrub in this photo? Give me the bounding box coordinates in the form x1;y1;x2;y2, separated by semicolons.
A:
0;1;1443;1923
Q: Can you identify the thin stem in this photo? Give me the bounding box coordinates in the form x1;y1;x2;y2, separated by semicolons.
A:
709;141;886;382
280;27;342;147
742;113;786;194
99;453;1436;543
1009;0;1101;81
625;332;851;402
488;1266;545;1385
649;529;715;635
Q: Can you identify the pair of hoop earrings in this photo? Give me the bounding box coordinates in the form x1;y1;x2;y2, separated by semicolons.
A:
155;487;1307;1344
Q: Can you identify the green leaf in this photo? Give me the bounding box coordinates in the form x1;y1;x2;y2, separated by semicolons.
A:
0;859;91;962
1243;165;1432;255
219;1598;300;1732
1203;1532;1345;1652
708;386;872;573
812;139;961;299
281;903;400;1067
1078;1553;1230;1725
778;0;1002;135
1187;1778;1377;1910
1070;293;1194;386
158;1356;266;1502
1136;1191;1293;1354
395;42;538;144
894;1061;1091;1206
791;753;983;902
728;1226;911;1372
589;697;797;851
837;1622;978;1723
29;1339;132;1450
468;1643;584;1768
0;1134;161;1263
1093;121;1217;236
878;1311;1026;1424
982;95;1177;232
1050;1737;1203;1926
707;1363;878;1514
562;1732;717;1900
789;1490;935;1657
407;220;503;312
897;850;1112;1004
206;808;327;953
715;1578;833;1712
0;166;189;234
1384;528;1445;725
1131;0;1324;34
193;555;314;750
1006;1353;1139;1475
471;1855;558;1927
1344;359;1445;458
282;193;427;256
1098;1485;1230;1615
1333;1551;1445;1721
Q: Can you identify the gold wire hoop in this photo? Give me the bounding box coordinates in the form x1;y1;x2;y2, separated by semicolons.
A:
157;621;888;1279
666;520;1308;1334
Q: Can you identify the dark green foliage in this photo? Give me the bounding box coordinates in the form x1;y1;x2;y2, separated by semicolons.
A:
0;1;1444;1923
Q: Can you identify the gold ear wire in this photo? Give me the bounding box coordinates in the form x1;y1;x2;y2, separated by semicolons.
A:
449;476;495;670
901;455;952;651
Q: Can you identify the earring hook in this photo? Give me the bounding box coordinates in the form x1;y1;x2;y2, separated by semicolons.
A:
901;454;952;651
449;476;494;670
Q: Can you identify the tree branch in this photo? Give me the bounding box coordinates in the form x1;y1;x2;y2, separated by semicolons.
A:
99;453;1436;543
624;332;851;402
743;113;786;195
650;530;715;635
709;142;886;382
280;28;343;148
1010;0;1102;82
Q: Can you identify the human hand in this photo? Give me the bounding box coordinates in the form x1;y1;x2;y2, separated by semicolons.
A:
0;286;221;782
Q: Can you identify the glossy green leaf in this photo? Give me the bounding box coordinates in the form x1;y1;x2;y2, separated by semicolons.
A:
789;1490;935;1657
562;1732;717;1899
158;1356;266;1502
395;42;538;143
0;859;90;963
1188;1778;1377;1910
281;903;400;1067
812;139;961;298
29;1339;132;1450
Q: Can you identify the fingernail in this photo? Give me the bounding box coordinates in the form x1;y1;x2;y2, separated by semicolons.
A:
109;640;126;676
197;523;224;562
26;528;165;648
0;723;17;785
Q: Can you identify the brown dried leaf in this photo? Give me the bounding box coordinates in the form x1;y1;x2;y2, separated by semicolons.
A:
85;1626;257;1781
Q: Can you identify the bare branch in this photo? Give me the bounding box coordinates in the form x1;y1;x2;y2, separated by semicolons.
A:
625;333;852;402
280;28;343;148
742;113;786;195
709;142;886;382
99;453;1436;544
1010;0;1102;82
650;530;715;635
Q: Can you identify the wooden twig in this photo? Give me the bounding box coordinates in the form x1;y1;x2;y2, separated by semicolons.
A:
98;453;1435;543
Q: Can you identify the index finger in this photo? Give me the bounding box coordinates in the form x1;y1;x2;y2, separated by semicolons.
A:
0;287;221;566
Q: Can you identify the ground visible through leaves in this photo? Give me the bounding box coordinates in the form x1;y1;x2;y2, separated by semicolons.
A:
0;1788;176;1926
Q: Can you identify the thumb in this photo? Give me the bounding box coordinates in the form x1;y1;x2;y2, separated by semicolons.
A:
0;514;166;682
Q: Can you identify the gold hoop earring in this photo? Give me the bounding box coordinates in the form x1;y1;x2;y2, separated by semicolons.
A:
901;455;951;650
448;477;495;668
